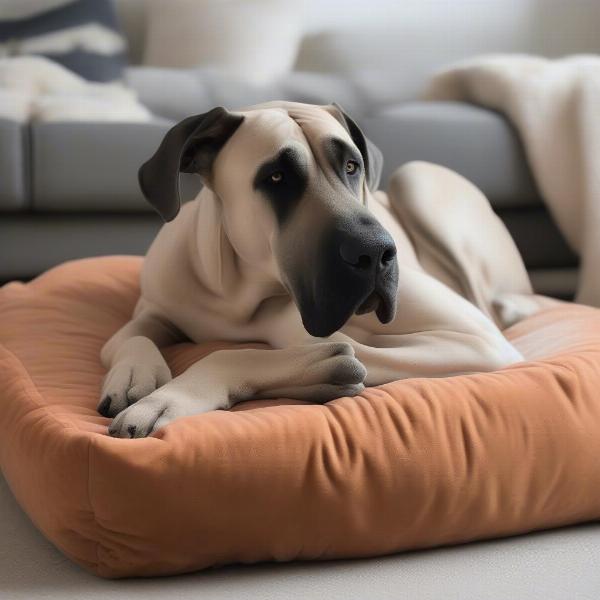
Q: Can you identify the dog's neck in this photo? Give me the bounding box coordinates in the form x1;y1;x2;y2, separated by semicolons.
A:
189;189;287;313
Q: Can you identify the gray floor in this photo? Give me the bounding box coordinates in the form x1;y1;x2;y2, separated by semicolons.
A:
1;474;599;600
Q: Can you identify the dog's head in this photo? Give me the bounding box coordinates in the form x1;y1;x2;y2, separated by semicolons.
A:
139;102;398;337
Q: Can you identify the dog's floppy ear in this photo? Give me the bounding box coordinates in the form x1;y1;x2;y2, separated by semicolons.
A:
138;107;244;222
326;103;383;192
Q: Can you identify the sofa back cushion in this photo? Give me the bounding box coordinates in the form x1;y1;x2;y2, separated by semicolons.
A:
142;0;302;84
0;0;128;82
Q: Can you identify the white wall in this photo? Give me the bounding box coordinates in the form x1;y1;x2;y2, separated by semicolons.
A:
294;0;600;100
301;0;599;52
117;0;600;61
116;0;600;97
297;0;600;64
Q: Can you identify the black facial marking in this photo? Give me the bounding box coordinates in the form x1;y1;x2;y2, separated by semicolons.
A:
324;138;364;196
253;146;309;226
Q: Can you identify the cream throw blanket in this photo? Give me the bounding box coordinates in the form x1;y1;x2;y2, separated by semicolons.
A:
0;56;151;123
424;54;600;306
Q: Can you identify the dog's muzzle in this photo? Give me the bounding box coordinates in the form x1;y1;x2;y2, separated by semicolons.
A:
294;216;399;338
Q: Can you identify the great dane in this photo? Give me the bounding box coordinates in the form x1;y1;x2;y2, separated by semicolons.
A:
101;101;555;438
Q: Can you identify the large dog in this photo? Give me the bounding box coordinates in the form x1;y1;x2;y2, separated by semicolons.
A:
101;101;554;438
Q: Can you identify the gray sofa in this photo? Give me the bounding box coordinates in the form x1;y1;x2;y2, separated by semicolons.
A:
0;81;578;296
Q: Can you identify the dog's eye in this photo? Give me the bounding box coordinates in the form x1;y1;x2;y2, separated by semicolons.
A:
345;160;359;175
270;171;284;183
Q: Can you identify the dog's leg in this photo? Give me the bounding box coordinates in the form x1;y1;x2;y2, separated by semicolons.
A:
108;342;366;438
386;161;559;328
335;329;522;386
338;264;524;385
98;302;182;418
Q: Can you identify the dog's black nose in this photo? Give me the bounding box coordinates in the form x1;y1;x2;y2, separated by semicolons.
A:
339;230;396;272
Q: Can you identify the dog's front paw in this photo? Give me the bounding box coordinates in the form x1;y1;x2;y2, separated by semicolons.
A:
108;386;214;438
108;392;172;438
98;362;171;418
309;342;367;401
265;342;367;402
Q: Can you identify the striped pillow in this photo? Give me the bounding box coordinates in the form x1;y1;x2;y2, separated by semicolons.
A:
0;0;127;82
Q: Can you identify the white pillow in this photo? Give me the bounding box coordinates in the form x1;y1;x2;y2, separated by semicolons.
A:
143;0;303;84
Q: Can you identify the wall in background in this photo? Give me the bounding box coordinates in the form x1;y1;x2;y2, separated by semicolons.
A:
302;0;600;53
297;0;600;68
115;0;600;99
116;0;600;63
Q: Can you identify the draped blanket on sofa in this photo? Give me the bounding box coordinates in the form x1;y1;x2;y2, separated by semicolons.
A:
425;54;600;307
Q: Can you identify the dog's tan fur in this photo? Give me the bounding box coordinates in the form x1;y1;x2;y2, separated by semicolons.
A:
102;102;555;438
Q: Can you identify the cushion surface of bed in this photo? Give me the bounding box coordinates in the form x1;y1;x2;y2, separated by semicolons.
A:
0;256;599;578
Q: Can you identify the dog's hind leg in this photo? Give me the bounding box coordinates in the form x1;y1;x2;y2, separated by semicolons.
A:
385;161;559;328
98;300;183;418
108;342;366;438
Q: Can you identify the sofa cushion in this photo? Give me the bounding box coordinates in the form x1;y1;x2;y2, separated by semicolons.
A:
142;0;303;85
1;256;600;578
0;118;28;211
31;120;201;212
126;66;366;122
363;102;542;209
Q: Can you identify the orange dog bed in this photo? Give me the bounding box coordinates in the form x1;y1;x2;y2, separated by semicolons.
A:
1;256;600;578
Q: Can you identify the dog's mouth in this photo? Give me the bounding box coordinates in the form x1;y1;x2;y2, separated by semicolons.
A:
355;291;379;315
296;273;398;338
283;220;399;338
356;290;383;317
354;286;396;324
